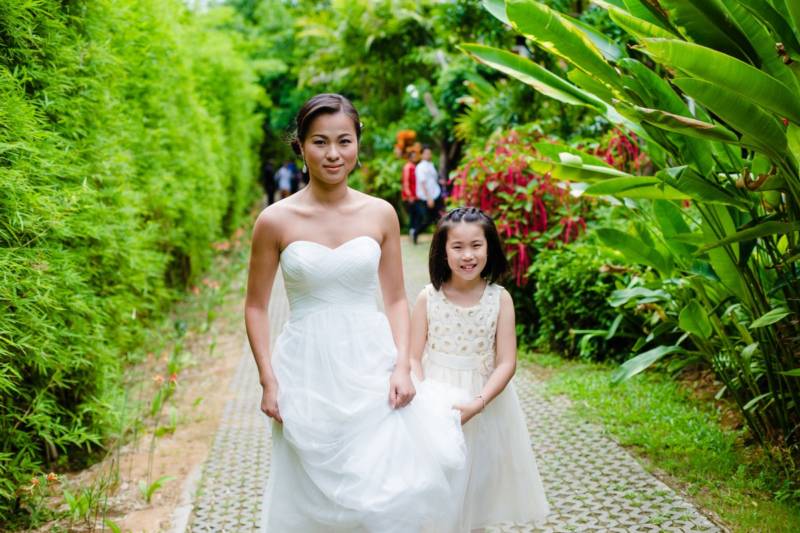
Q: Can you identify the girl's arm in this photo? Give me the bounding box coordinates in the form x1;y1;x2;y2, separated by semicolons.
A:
457;288;517;425
244;209;282;422
408;289;429;380
376;200;416;409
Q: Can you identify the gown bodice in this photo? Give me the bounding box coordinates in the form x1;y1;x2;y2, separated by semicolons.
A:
280;236;380;321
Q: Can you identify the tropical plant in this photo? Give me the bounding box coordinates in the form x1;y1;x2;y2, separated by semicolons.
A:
0;0;263;525
450;126;591;286
463;0;800;456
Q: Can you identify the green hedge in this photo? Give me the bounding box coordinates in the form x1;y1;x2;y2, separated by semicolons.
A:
0;0;262;521
531;243;637;361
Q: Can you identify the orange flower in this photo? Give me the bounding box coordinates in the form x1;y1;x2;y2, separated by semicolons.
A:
30;477;40;488
46;472;58;483
191;286;201;295
153;374;165;385
169;373;178;386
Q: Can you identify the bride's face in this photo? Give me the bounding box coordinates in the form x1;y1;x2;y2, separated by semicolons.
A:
301;112;359;185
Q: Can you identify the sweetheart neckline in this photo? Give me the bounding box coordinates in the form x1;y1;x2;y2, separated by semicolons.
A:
281;235;381;254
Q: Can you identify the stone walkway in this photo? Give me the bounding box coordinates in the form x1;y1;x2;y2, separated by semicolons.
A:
186;238;723;532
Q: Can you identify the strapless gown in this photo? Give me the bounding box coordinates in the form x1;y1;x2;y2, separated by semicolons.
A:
260;236;467;533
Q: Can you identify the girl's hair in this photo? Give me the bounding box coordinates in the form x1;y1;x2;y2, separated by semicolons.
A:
429;207;509;290
290;93;361;156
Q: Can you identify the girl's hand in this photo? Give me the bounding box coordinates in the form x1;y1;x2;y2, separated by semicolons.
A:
454;398;483;425
260;381;282;423
409;360;425;381
389;367;416;409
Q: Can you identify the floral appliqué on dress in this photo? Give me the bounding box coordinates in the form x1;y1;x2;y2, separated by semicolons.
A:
425;283;501;379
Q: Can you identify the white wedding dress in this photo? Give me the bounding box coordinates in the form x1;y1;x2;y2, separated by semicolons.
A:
260;235;467;533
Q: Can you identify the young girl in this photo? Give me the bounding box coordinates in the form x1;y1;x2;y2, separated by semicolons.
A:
410;207;550;532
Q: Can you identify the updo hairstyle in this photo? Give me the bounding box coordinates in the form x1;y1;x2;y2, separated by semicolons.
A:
290;93;362;156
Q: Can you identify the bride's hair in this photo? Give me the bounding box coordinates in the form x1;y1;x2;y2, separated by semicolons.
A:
428;207;509;290
290;93;362;156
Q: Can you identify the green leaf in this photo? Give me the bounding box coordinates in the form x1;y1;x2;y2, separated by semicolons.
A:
568;69;616;104
742;392;772;411
597;227;672;275
565;14;625;62
482;0;509;24
626;105;738;143
642;39;800;125
727;2;800;96
701;204;745;300
697;221;800;253
611;345;684;384
459;44;604;111
779;368;800;377
653;200;695;256
584;176;689;199
661;166;750;209
671;78;789;161
657;0;759;64
139;475;176;503
750;307;791;328
506;0;622;88
609;286;671;307
788;123;800;163
653;200;691;235
597;2;676;40
532;141;612;168
785;0;800;48
526;158;631;182
624;0;678;32
679;300;713;339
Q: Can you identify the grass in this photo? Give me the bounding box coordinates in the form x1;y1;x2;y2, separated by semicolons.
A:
523;352;800;533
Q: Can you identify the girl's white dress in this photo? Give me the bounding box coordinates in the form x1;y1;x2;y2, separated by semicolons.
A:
260;236;466;533
422;283;550;532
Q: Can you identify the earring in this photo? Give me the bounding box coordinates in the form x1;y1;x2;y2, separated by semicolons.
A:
356;156;362;168
302;161;307;173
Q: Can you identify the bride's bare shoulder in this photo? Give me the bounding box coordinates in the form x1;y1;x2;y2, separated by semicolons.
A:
351;190;396;219
253;199;300;242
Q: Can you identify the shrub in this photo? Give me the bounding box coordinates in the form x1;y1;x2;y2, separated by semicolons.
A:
531;242;638;361
450;126;590;287
0;1;261;524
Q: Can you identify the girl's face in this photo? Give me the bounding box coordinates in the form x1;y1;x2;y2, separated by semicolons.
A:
301;112;359;185
445;222;488;283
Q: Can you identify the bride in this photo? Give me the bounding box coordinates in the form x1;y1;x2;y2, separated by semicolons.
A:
244;93;466;533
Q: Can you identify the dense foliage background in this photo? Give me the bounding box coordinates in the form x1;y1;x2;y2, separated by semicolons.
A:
3;0;799;526
0;0;264;521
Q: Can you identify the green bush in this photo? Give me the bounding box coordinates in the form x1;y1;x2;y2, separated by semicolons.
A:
0;0;262;524
531;243;637;361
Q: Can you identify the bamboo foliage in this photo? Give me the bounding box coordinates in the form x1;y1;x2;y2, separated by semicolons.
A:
466;0;800;454
0;0;263;520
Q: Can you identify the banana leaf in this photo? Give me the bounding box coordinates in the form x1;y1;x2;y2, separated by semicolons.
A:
697;221;800;253
672;78;789;162
584;176;689;199
506;0;623;89
642;39;800;125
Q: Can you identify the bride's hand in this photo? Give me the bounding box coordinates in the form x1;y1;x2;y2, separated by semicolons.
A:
260;381;283;423
389;367;416;409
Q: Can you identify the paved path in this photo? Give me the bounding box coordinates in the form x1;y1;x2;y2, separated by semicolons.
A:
186;237;723;532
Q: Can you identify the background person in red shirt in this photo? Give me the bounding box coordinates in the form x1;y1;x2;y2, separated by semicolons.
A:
402;150;420;240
